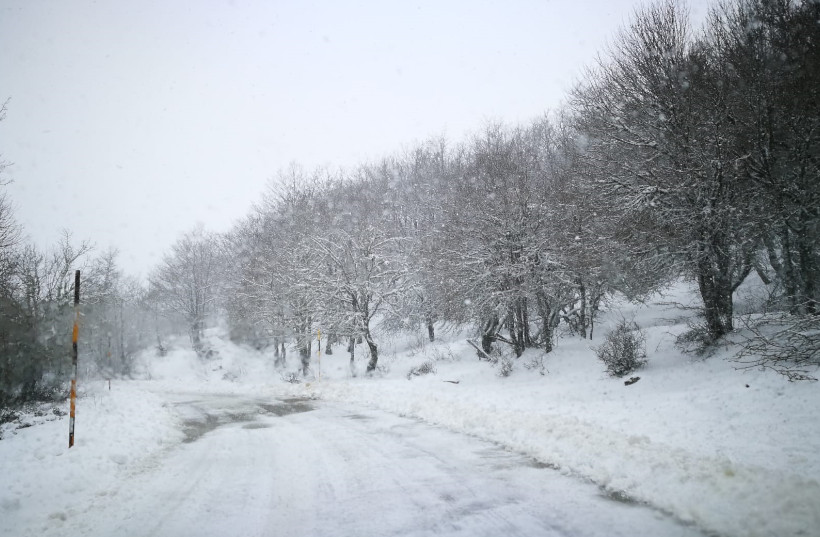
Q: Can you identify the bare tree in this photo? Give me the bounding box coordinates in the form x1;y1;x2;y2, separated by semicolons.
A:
386;137;454;343
16;231;93;345
224;166;335;374
149;226;221;353
571;0;757;340
429;121;582;356
83;248;151;376
705;0;820;315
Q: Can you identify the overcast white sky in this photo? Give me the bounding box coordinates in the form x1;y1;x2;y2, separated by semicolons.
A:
0;0;711;280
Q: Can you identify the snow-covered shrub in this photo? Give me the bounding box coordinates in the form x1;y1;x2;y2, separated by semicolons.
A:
675;319;717;356
498;355;514;377
0;408;18;427
407;360;436;380
429;345;456;362
595;320;647;377
406;332;429;357
524;354;547;376
280;371;301;384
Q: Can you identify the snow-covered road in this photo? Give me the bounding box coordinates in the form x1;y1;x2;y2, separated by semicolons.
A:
36;393;705;537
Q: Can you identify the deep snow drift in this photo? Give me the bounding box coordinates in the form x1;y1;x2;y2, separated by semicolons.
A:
1;281;818;537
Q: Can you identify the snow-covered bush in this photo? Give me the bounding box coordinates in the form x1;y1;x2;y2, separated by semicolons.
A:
407;360;436;380
280;371;301;384
429;345;456;362
594;320;647;377
675;319;717;356
524;354;546;376
498;355;514;377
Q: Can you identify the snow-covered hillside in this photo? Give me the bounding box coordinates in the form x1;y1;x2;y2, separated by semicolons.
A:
1;281;818;537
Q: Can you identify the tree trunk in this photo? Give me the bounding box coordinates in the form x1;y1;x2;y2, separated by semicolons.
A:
508;304;526;357
325;332;335;355
481;314;499;354
578;280;587;339
506;310;521;357
364;329;379;373
520;297;532;347
763;231;783;280
190;319;204;354
348;336;356;377
589;293;603;340
778;224;800;314
297;331;311;376
273;337;286;369
696;251;734;340
795;218;818;315
426;317;435;342
299;344;310;376
536;292;554;353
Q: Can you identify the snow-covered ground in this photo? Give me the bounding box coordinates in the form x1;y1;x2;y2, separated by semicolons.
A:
1;281;818;537
9;392;707;537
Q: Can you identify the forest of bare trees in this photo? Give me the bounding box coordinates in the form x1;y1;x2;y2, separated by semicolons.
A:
214;0;820;377
2;0;818;407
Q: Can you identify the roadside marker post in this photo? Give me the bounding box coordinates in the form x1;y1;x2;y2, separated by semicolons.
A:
68;270;80;448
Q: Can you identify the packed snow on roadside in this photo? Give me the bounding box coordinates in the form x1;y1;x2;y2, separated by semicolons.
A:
1;280;818;537
283;280;820;537
0;384;183;537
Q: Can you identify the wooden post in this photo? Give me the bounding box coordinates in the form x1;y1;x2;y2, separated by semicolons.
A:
68;270;80;448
